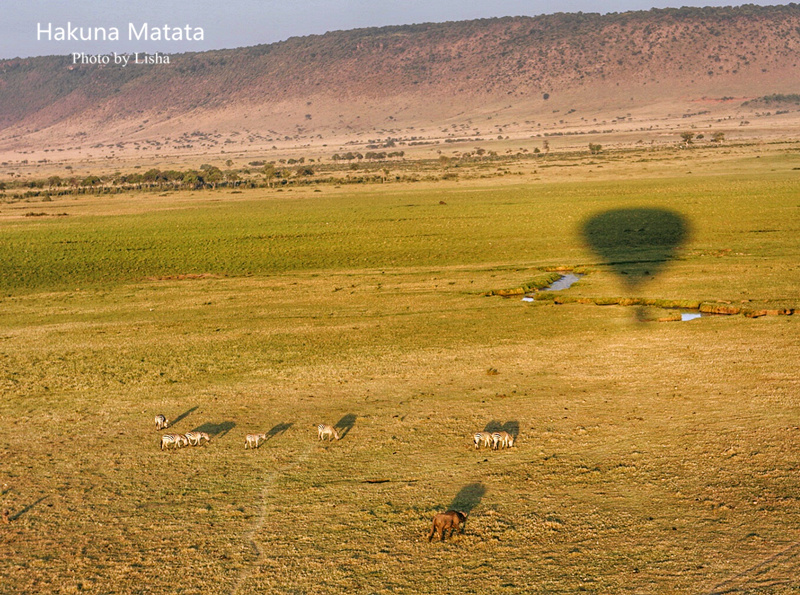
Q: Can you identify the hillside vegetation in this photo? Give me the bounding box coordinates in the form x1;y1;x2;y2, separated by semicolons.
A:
2;5;800;156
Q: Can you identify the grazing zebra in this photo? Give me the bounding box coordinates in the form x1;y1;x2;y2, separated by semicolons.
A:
155;414;169;430
428;510;467;542
160;434;183;450
317;424;340;441
245;433;267;449
185;431;211;446
473;432;493;450
492;431;515;450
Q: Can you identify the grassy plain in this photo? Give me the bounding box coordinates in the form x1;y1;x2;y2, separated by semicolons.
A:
1;145;799;593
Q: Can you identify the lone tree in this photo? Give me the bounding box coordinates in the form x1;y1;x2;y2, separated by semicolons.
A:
589;143;602;155
680;132;696;145
262;163;276;188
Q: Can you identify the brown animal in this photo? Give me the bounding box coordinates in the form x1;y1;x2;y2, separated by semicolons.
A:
2;509;10;524
427;510;467;542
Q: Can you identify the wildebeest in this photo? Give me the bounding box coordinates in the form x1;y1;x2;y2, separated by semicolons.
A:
428;510;468;542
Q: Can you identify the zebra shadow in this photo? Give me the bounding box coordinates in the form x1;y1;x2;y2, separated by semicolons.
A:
483;420;520;438
191;421;235;438
10;496;48;521
266;422;293;441
171;406;198;428
448;482;486;516
335;413;357;439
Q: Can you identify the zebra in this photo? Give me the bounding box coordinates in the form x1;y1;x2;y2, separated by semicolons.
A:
160;434;183;450
155;414;169;430
473;432;493;449
492;431;515;450
317;424;340;441
245;433;267;449
185;431;211;446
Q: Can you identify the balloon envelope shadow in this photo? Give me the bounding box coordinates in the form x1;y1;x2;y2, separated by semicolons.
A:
582;208;690;290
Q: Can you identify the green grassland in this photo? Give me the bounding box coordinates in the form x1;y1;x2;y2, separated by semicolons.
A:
1;147;799;593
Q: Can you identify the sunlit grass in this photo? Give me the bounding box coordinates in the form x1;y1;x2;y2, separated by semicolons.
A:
1;165;798;298
1;148;799;593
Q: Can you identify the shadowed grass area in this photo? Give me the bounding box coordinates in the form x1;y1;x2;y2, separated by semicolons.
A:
582;207;690;289
1;148;799;593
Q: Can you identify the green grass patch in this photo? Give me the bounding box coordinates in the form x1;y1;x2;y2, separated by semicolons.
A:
2;149;800;593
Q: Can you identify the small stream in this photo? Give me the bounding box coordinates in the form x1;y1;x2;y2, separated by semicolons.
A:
542;273;583;291
521;273;583;302
523;274;709;322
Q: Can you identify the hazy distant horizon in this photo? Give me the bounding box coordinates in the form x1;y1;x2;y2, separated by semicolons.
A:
3;0;797;59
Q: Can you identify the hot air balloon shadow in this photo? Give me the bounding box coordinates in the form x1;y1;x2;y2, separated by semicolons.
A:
581;208;690;320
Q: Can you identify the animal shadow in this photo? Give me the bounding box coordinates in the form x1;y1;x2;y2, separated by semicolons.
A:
335;413;357;439
448;482;486;515
171;406;198;428
483;420;503;433
266;422;293;441
502;421;519;438
482;420;519;438
192;421;235;438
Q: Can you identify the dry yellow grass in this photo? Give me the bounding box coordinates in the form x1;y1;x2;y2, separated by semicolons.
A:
1;145;799;593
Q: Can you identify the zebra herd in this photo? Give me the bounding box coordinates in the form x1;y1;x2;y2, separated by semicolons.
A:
156;416;347;449
473;430;515;450
160;430;211;450
157;416;214;449
156;414;516;543
157;414;516;453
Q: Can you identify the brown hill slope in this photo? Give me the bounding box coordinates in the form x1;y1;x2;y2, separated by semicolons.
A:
2;5;800;157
